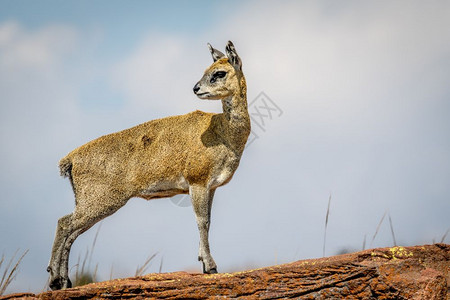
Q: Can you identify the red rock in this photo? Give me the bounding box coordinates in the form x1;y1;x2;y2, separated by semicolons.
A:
2;244;448;299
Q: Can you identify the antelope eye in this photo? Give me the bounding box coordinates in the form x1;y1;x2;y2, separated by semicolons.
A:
214;71;227;78
210;71;227;83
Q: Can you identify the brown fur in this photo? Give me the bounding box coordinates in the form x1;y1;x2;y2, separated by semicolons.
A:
47;41;250;290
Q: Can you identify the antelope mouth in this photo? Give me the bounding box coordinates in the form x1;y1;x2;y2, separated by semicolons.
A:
196;92;211;99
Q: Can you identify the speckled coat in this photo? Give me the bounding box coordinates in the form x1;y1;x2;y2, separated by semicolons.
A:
47;41;250;290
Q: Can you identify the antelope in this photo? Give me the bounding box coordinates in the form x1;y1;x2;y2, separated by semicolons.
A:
47;41;250;290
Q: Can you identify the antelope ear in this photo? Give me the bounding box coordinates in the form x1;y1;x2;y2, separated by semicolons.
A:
208;43;225;62
225;41;242;71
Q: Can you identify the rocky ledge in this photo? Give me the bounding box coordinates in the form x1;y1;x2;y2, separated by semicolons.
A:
2;244;448;299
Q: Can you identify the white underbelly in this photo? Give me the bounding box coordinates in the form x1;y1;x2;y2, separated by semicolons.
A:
210;168;234;188
139;175;189;199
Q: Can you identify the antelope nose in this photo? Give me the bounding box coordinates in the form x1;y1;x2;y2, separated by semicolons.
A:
193;82;200;94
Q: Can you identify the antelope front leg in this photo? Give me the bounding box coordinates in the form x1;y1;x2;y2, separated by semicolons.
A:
190;185;217;273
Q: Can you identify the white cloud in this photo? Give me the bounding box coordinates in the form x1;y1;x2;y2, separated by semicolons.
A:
0;21;19;45
227;1;450;108
112;33;223;118
217;0;450;250
0;22;81;174
0;21;86;292
0;21;78;69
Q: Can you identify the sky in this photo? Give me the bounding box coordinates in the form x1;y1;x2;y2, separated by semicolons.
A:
1;0;449;293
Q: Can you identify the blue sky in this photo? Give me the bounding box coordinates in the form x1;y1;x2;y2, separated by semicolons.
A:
1;1;218;32
1;0;449;294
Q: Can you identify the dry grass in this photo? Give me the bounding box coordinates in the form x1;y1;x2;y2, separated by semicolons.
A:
72;222;102;287
0;249;28;295
440;228;449;243
158;256;164;274
370;210;387;248
388;213;397;246
71;222;160;287
322;194;332;257
73;249;99;287
362;234;367;251
135;253;158;277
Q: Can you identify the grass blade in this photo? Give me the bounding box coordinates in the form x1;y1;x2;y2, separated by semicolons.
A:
93;263;98;282
0;249;28;296
0;255;4;273
388;213;397;246
135;253;158;277
159;256;164;273
109;263;114;281
440;228;449;243
323;194;332;257
362;234;367;251
370;210;387;248
0;250;18;293
88;221;102;269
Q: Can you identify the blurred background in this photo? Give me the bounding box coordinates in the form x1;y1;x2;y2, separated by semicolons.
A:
1;0;449;293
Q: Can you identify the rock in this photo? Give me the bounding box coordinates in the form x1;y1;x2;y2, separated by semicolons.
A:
2;244;448;299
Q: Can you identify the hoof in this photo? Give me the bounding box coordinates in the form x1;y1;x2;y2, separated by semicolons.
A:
201;261;218;274
49;276;72;290
202;264;218;274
